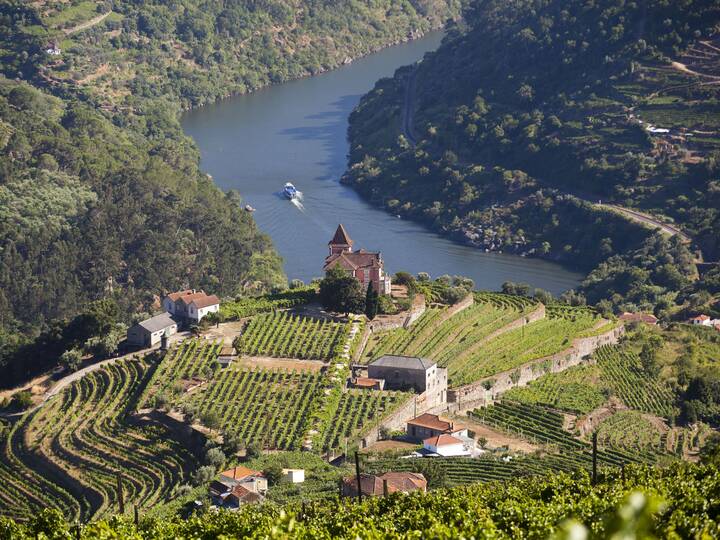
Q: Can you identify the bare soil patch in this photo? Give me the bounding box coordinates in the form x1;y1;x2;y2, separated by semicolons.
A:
360;440;419;454
458;415;540;452
235;356;326;372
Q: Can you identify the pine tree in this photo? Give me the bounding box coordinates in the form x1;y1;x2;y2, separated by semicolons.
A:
365;283;378;320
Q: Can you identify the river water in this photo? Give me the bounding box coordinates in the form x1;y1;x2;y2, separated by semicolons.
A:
182;32;582;295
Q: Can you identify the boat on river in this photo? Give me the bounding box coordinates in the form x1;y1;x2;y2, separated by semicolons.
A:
283;182;298;200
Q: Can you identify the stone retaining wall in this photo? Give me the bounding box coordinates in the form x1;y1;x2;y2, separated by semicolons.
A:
447;324;625;408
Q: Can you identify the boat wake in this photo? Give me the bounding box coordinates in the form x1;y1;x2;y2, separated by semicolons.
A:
291;196;305;212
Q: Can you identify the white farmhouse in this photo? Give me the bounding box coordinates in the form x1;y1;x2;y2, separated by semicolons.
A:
423;434;472;457
162;289;220;323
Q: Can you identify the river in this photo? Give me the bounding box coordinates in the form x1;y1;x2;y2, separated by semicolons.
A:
181;32;582;295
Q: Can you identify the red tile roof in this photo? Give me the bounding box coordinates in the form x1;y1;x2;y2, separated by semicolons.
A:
619;312;658;325
424;434;464;447
353;377;382;388
220;466;261;481
228;485;263;504
324;250;382;272
691;315;711;321
190;294;220;309
329;224;352;246
342;472;426;497
167;289;195;302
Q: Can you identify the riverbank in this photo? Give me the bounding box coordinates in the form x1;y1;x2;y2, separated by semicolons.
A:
182;32;583;295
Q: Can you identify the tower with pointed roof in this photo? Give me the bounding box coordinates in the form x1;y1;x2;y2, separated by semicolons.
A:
328;224;353;256
323;224;391;295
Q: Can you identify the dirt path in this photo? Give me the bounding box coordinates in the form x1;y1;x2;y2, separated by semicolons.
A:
63;11;110;36
236;356;327;372
670;61;720;80
458;415;539;452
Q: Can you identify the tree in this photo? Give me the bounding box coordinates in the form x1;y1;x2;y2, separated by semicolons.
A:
60;349;82;372
11;390;32;411
245;441;262;459
204;447;226;470
319;266;365;314
201;411;221;433
192;465;215;486
262;463;284;486
411;459;446;489
365;284;379;320
222;433;243;456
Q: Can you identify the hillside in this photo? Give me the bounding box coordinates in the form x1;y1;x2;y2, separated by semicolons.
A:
343;0;720;315
0;0;463;386
3;460;720;538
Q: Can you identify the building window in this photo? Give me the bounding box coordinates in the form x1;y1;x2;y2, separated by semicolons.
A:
363;269;370;282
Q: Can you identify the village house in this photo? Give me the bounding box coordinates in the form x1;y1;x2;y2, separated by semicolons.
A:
619;312;658;326
162;289;220;323
422;434;474;457
690;314;712;326
406;413;468;443
323;224;391;295
219;466;268;494
209;466;267;507
367;355;447;406
340;472;426;498
126;313;178;348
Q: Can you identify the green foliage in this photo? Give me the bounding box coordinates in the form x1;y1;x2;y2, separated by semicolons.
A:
219;288;317;321
5;461;720;538
235;312;350;360
319;266;365;314
0;358;195;521
343;0;719;313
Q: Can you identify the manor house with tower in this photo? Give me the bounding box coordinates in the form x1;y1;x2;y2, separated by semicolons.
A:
323;224;391;294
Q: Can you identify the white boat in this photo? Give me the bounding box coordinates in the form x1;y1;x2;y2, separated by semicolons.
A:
283;182;298;200
244;205;255;212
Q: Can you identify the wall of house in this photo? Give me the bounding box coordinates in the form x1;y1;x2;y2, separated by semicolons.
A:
446;324;625;410
127;326;149;347
368;365;428;392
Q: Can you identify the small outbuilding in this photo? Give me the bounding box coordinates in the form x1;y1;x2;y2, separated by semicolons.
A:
126;313;178;348
282;468;305;484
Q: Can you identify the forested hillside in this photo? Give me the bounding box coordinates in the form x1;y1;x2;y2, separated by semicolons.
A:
344;0;720;316
0;0;462;385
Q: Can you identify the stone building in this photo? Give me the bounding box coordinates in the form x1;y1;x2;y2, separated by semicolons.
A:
367;355;447;405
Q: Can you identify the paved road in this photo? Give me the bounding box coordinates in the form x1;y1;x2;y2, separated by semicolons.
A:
0;331;192;419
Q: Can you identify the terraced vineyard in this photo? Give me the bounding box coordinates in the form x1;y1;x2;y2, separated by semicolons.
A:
142;339;222;405
236;312;349;360
504;345;677;418
596;346;676;418
360;294;614;386
185;368;325;450
0;358;194;522
448;305;609;386
595;411;665;454
367;453;601;487
503;364;607;414
471;402;660;468
318;390;410;452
